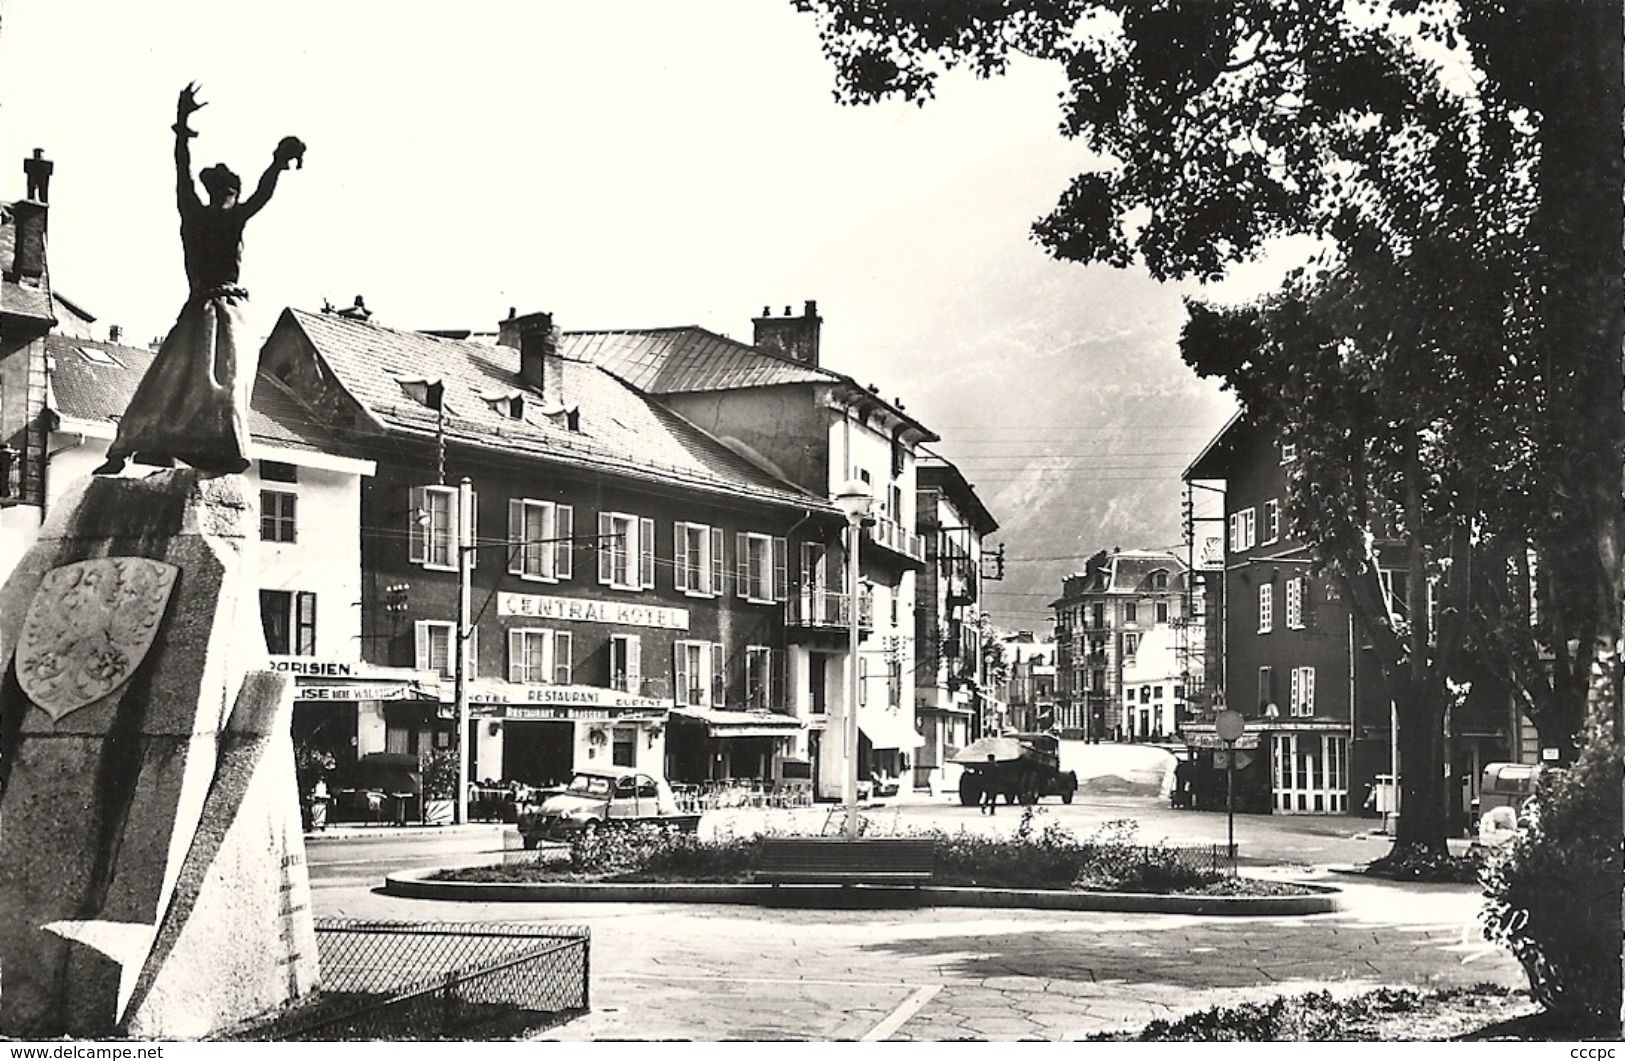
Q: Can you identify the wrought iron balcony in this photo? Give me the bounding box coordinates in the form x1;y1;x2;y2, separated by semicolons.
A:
784;590;874;631
865;516;926;564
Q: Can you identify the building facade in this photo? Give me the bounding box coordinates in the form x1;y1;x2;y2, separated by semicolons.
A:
261;306;845;793
913;456;998;795
1052;549;1195;741
1183;413;1524;816
564;301;941;798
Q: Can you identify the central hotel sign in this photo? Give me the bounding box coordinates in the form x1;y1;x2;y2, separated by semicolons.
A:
497;591;689;630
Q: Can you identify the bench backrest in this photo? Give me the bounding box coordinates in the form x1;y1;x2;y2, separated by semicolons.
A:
758;837;936;871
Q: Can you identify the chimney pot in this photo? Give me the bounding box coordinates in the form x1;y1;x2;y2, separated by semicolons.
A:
23;149;53;203
751;298;823;366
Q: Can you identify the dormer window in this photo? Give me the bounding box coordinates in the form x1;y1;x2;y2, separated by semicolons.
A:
1149;570;1169;591
396;376;446;411
77;346;125;367
480;389;526;420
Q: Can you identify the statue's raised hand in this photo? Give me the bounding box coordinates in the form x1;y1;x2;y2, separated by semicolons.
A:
177;83;207;122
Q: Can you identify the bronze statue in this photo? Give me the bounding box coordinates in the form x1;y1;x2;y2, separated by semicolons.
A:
96;85;304;476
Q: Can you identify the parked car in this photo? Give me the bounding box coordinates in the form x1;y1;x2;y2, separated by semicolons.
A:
517;766;701;847
1475;762;1559;847
950;733;1078;806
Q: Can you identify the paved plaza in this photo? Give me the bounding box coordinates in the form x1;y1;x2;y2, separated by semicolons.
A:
314;869;1522;1040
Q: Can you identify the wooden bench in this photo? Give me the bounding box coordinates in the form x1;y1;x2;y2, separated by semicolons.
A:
754;837;936;887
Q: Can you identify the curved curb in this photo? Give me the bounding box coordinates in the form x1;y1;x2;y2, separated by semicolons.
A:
382;869;1342;915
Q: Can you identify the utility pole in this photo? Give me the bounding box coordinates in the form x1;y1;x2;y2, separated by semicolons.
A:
454;475;473;826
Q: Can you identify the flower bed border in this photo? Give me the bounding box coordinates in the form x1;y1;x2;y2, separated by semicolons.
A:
383;868;1342;915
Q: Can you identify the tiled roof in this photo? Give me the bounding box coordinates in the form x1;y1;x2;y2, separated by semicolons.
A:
1107;551;1186;594
1;203;54;323
286;309;829;511
560;328;835;393
562;326;940;442
43;335;355;456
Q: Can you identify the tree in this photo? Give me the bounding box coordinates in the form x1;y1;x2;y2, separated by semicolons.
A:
797;0;1622;856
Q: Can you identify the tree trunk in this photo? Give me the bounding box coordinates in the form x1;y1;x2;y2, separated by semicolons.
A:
1391;676;1452;855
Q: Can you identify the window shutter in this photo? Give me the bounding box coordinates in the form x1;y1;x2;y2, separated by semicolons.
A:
554;632;572;685
508;500;525;575
296;592;317;655
674;642;689;706
414;621;432;671
710;527;723;596
1304;668;1315;711
465;626;479;681
639;517;655;588
1290;668;1300;711
736;533;748;599
409;486;428;563
554;505;573;580
508;629;524;683
858;657;868;706
1227;513;1238;551
771;648;786;712
711;643;725;706
624;635;642;693
598;512;614;584
674;523;690;592
470;492;480;569
772;537;788;602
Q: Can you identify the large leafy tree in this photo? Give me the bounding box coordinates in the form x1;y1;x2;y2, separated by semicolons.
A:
796;0;1622;855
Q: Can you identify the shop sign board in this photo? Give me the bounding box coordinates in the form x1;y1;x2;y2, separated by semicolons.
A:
497;592;689;630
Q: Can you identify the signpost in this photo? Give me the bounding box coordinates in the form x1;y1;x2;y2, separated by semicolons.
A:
1214;709;1245;876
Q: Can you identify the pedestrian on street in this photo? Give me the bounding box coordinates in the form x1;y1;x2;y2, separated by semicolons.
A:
981;754;999;815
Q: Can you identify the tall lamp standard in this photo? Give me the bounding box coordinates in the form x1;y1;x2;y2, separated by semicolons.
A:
834;478;874;839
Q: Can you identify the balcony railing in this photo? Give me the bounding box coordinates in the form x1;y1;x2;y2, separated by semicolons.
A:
866;516;926;563
785;590;874;631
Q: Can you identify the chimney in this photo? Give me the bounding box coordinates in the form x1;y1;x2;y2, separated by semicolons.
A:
8;150;53;283
499;309;563;409
334;295;372;322
752;298;821;366
108;325;122;344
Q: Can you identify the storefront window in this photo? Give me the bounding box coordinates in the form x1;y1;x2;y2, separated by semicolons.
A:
612;728;636;767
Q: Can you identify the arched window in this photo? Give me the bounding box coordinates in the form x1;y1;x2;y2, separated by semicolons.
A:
1150;570;1169;591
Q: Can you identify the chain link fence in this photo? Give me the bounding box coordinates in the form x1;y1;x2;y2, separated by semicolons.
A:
221;919;589;1040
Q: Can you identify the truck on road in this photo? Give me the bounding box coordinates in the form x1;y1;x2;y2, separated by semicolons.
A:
950;733;1078;806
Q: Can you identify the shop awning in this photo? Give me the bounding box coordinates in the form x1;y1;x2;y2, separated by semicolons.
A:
858;706;921;751
670;707;805;738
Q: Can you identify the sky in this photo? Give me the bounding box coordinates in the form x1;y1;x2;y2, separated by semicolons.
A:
1;0;1293;629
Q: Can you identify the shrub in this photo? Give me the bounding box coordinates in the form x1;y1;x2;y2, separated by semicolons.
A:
1480;721;1623;1033
568;825;758;881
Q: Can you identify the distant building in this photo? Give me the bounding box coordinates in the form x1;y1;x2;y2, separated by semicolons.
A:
1000;631;1058;733
914;455;998;794
1051;549;1196;741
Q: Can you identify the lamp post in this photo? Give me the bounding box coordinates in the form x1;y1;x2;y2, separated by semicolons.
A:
834;478;874;840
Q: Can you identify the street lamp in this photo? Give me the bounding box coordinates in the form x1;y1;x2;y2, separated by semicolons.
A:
833;478;874;839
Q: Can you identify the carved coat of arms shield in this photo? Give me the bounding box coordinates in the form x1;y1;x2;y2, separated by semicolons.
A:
15;558;179;720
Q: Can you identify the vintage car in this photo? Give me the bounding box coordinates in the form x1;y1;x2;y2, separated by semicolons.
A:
951;733;1078;806
517;766;701;847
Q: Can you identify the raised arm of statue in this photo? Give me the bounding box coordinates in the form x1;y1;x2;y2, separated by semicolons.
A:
173;83;205;211
241;136;305;219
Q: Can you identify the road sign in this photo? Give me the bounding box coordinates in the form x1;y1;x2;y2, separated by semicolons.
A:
1214;709;1245;743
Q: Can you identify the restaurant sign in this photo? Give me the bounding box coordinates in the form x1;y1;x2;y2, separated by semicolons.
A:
496;592;689;630
461;681;669;712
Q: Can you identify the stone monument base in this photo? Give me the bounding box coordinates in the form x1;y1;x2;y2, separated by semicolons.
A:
0;470;318;1038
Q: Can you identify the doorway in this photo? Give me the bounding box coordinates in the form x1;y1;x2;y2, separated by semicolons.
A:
502;721;575;787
